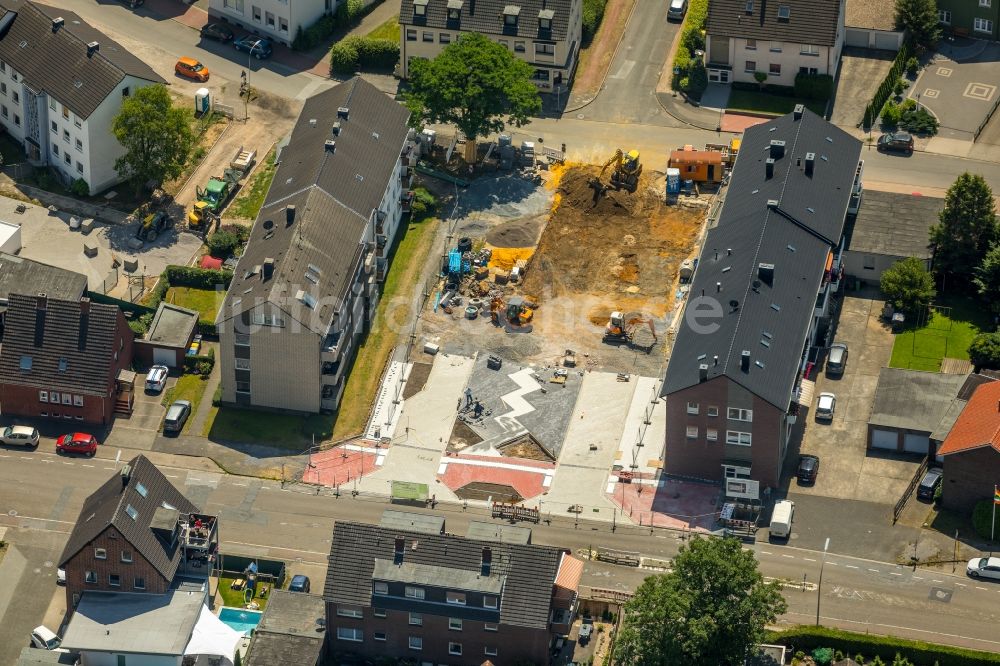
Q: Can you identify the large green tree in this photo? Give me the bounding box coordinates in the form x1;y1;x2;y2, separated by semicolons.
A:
969;332;1000;371
930;172;999;283
974;244;1000;304
112;85;195;194
880;257;936;314
894;0;941;48
615;537;787;666
404;33;541;161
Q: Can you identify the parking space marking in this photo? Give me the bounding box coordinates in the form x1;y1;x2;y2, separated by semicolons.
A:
761;551;773;555
845;565;858;569
932;579;943;583
81;464;94;468
913;576;923;580
782;554;794;559
956;583;967;587
976;586;988;591
964;82;997;101
922;88;939;98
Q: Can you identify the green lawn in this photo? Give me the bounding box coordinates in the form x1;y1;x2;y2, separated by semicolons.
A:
204;406;333;449
366;15;400;42
161;374;211;434
164;286;224;325
889;296;990;372
217;576;270;611
229;148;277;220
727;89;826;117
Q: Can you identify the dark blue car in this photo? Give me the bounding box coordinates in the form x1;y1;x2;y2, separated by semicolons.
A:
288;575;310;593
234;36;273;59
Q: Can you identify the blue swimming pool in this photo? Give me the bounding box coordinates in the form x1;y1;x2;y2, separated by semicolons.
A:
218;607;263;636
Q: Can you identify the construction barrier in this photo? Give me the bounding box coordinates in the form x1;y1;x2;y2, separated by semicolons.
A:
491;502;540;523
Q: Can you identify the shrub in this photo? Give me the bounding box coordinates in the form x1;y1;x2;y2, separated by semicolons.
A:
670;0;709;98
183;352;215;375
686;60;708;96
409;186;437;221
582;0;608;42
906;56;919;77
196;360;213;376
207;230;240;258
864;40;912;128
794;72;834;100
220;223;251;244
969;332;1000;370
900;105;938;134
128;311;154;336
70;178;90;197
973;498;1000;539
812;647;834;665
329;36;399;74
881;100;902;127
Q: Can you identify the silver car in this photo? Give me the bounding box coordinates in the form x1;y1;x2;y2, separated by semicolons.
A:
1;425;39;447
967;556;1000;580
815;392;836;421
827;342;848;376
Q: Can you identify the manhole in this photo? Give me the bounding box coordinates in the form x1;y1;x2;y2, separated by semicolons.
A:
577;113;585;119
7;509;16;517
929;587;952;603
44;560;54;568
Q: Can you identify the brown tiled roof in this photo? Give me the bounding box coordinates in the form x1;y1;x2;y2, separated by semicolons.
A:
845;0;896;31
707;0;843;47
939;382;1000;456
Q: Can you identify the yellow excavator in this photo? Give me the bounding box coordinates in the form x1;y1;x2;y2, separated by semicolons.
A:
604;311;657;348
590;149;642;204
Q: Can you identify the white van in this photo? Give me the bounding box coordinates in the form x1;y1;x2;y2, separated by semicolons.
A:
769;500;795;539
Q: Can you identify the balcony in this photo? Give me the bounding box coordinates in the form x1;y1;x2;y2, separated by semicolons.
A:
401;190;414;213
322;329;343;364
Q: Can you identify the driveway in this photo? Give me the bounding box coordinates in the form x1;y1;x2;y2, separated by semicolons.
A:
829;47;895;128
104;374;173;452
910;43;1000;140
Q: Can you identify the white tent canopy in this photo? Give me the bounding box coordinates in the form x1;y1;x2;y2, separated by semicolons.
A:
184;604;242;666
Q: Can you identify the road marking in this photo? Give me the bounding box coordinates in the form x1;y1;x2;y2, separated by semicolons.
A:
81;464;94;468
782;554;794;559
803;558;817;562
868;568;880;573
976;586;988;591
956;583;967;587
913;576;924;580
827;562;837;566
20;457;32;460
189;478;202;482
233;483;249;487
103;467;115;470
845;565;858;569
165;474;179;479
932;579;943;583
890;572;902;576
761;550;773;554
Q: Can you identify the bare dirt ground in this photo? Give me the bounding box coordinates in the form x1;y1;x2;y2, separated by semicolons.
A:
574;0;636;97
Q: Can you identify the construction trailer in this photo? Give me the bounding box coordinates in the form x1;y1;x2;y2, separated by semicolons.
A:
668;145;724;184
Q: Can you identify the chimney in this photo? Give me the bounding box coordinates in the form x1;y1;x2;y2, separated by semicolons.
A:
740;350;751;372
52;17;64;31
698;363;709;382
120;464;131;487
765;157;774;179
86;41;99;57
36;293;48;310
262;257;275;281
793;103;804;121
394;537;405;565
337;107;350;120
79;296;91;314
324;139;336;153
757;262;774;286
713;355;719;366
716;281;722;293
481;547;492;576
769;140;785;159
285;205;296;227
804;152;815;176
332;121;342;136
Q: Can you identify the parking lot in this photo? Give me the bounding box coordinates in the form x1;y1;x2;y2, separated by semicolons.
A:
912;42;1000;140
829;47;896;127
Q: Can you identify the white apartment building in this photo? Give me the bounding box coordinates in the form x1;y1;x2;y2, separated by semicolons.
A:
0;0;164;194
208;0;347;47
705;0;845;86
399;0;582;92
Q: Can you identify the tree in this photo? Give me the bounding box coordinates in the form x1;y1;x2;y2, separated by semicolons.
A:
930;172;999;283
753;71;768;90
894;0;941;48
112;85;195;194
880;257;936;314
614;537;787;666
404;33;541;162
974;244;1000;303
969;332;1000;371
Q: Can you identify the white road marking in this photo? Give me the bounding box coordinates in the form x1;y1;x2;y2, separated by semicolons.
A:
976;586;988;591
912;576;923;580
803;558;817;562
782;554;794;559
890;572;902;576
761;551;773;555
233;483;249;487
846;565;858;569
868;568;880;573
166;474;179;478
956;583;967;587
932;579;943;583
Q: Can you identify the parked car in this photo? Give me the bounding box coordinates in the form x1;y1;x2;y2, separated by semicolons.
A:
815;392;836;421
164;400;192;434
769;499;795;538
201;22;235;42
145;365;169;393
30;626;61;650
234;35;273;59
916;469;943;501
826;342;848;376
967;556;1000;580
57;568;66;586
797;454;819;484
667;0;688;20
175;57;210;82
288;574;311;593
56;433;98;456
578;622;593;645
877;131;914;154
1;424;39;447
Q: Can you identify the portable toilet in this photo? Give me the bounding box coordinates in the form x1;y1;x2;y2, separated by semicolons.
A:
194;88;211;115
666;167;681;197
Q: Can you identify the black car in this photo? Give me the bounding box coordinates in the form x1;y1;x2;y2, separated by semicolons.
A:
201;23;235;42
877;131;914;154
797;455;819;484
288;575;311;593
916;469;942;501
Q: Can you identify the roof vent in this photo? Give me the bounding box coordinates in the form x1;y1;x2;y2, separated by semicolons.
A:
285;205;296;227
308;118;317;127
793;103;804;120
766;199;779;209
86;41;99;57
758;262;774;286
765;157;774;179
769;140;785;159
740;350;751;372
804;152;815;176
262;257;275;281
332;121;341;136
698;363;709;381
52;17;64;31
324;139;336;153
337;107;349;120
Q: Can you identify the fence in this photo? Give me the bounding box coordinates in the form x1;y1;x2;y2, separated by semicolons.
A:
491;501;540;523
892;455;929;524
862;40;912;130
94;267;119;296
974;93;1000;142
2;162;32;180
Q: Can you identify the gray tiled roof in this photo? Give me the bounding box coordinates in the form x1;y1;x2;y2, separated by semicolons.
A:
400;0;573;41
846;190;940;259
707;0;843;46
246;590;325;666
663;109;861;410
325;521;564;630
868;367;966;432
58;455;198;581
0;253;87;304
219;77;409;333
0;294;127;395
0;1;164;119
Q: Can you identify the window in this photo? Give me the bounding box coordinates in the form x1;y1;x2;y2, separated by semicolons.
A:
408;612;423;626
75;137;83;151
863;255;875;270
448;7;460;20
236;381;251;393
373;608;387;618
265;11;275;27
76;162;83;175
406;29;416;41
85;571;97;583
485;646;498;656
449;642;463;656
777;4;790;19
745;38;756;49
799;66;818;75
136;483;148;498
440;33;451;43
422;31;434;42
62;106;69;120
800;44;818;55
11;90;17;103
252;5;261;21
405;586;425;600
408;636;423;650
133;577;145;590
235;358;251;371
446;591;466;605
1;83;6;95
50;121;57;134
728;408;753;422
499;39;509;48
707;406;719;417
223;0;246;12
536;42;554;56
686;426;699;439
52;145;58;156
449;618;463;630
13;113;19;127
10;71;16;82
484;622;499;631
121;550;133;563
744;60;756;73
122;87;130;97
63;129;69;143
125;504;138;521
769;41;782;52
504;13;517;26
50;391;60;403
707;428;719;442
540;17;552;29
62;393;71;405
938;10;951;24
532;69;550;81
686;402;699;415
39;391;48;402
769;63;781;75
74;115;81;129
279;17;288;31
1;105;6;118
109;574;121;587
373;581;388;595
514;41;526;52
235;333;250;346
337;606;363;618
484;595;498;609
374;631;387;641
726;430;752;446
413;2;426;15
337;627;363;642
974;17;993;32
95;548;107;559
980;0;991;7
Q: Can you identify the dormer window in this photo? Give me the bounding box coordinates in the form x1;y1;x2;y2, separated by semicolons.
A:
745;0;753;13
413;0;428;17
503;5;520;27
538;8;554;30
777;5;790;20
447;0;462;20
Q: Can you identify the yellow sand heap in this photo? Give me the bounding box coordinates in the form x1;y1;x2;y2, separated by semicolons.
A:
487;245;535;270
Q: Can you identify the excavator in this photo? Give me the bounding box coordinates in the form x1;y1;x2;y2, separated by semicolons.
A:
603;311;657;348
590;148;642;204
490;295;533;327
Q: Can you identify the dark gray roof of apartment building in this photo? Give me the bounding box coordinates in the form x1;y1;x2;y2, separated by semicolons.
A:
662;108;861;409
400;0;573;41
219;77;409;334
373;559;506;593
706;0;843;46
246;589;326;666
0;252;87;305
845;190;940;259
868;367;966;432
0;1;164;119
0;293;126;395
58;454;198;581
144;302;199;348
325;521;565;630
379;509;446;534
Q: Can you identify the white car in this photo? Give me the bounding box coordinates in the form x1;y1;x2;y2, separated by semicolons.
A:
30;625;61;650
815;392;836;421
1;425;39;447
145;365;169;393
967;556;1000;580
57;568;66;585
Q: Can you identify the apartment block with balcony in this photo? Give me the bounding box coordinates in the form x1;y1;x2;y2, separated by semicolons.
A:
216;76;413;414
0;0;165;193
399;0;582;92
704;0;845;86
661;106;862;495
209;0;343;47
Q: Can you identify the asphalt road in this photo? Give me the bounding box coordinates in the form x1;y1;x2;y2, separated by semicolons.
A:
3;450;1000;660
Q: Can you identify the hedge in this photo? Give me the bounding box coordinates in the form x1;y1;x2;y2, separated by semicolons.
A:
766;626;1000;666
972;499;999;539
582;0;608;43
671;0;709;97
329;36;399;74
183;347;215;375
292;0;380;51
863;40;912;129
793;72;833;101
164;265;233;290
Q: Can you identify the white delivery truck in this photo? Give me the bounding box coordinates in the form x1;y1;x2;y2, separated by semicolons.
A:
769;500;795;538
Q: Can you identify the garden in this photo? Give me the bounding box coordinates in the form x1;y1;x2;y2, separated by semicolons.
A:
888;296;990;372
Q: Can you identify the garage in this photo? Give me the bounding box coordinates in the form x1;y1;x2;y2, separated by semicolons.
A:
134;303;199;369
871;429;897;450
903;433;929;455
846;28;869;48
153;347;177;368
874;32;902;51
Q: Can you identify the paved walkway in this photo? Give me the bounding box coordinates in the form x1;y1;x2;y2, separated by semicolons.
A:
188;343;221;437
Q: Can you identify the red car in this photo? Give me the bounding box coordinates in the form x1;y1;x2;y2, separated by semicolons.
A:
56;433;98;457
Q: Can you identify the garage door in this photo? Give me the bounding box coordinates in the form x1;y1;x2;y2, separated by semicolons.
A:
874;32;901;51
871;429;897;449
903;433;929;455
153;347;177;368
846;28;870;48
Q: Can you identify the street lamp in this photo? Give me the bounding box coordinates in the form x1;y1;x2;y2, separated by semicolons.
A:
816;537;830;626
243;39;264;121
